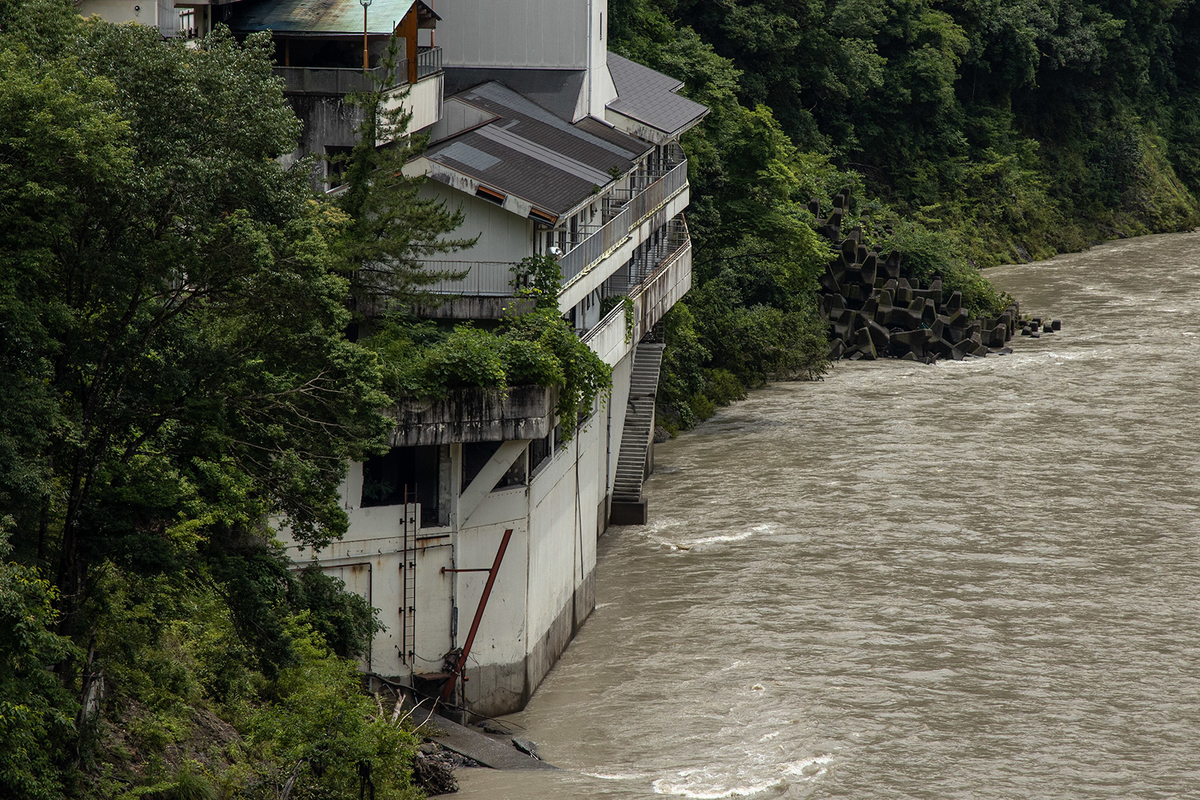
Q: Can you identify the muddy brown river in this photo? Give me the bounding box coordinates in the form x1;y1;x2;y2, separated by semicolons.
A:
455;232;1200;798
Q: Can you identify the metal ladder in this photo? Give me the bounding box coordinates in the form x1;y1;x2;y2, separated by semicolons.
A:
400;489;417;668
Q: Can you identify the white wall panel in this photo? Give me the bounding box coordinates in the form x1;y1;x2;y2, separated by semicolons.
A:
437;0;588;69
420;184;533;267
454;522;529;669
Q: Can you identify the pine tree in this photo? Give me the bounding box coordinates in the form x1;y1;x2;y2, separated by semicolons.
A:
333;39;477;318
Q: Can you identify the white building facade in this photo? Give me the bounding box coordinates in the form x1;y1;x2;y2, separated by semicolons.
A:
108;0;707;717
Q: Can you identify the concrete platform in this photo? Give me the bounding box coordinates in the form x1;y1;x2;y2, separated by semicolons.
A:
411;705;558;770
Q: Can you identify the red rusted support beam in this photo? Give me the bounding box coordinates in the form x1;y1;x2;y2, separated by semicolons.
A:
439;528;513;704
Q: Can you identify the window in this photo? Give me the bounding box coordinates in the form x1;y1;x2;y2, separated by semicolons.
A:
530;432;552;475
498;450;527;488
361;446;440;527
461;441;501;491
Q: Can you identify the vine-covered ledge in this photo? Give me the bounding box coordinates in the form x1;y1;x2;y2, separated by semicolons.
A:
389;385;560;447
365;255;612;448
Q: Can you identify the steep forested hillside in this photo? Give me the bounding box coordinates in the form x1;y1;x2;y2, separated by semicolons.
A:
610;0;1200;428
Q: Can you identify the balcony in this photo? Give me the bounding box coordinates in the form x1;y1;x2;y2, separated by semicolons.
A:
421;157;689;307
558;158;689;285
274;47;442;96
581;218;692;366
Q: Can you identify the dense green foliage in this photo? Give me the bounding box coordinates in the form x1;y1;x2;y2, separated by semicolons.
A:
0;2;432;796
365;255;613;430
610;0;1200;429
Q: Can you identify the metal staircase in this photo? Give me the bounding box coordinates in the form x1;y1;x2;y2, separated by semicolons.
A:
610;342;665;524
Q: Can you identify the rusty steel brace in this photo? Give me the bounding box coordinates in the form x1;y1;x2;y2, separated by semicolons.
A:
439;528;514;703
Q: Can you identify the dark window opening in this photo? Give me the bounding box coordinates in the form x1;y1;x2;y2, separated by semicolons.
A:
463;442;529;492
476;185;506;205
325;145;354;189
361;445;440;527
530;432;552;475
462;441;501;492
498;449;527;488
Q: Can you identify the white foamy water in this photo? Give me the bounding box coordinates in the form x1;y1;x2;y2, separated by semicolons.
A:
457;233;1200;799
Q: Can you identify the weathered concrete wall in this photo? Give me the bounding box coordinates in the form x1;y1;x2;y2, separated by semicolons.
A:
391;385;557;447
279;359;617;713
587;0;616;118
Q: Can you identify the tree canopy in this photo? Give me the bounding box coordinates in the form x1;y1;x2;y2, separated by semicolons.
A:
610;0;1200;428
0;2;429;795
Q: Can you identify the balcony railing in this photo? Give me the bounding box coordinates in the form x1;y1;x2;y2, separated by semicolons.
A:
582;217;691;352
608;217;690;295
415;47;442;80
274;47;442;96
421;261;516;296
629;225;691;342
559;159;689;284
420;159;689;300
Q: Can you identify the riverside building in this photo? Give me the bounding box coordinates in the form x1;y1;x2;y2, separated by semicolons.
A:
87;0;708;717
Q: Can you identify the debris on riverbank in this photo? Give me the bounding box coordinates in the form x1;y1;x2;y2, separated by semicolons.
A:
415;743;475;795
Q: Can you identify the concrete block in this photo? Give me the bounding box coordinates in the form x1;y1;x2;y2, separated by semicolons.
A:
866;319;890;349
609;499;648;526
853;327;878;359
945;291;962;314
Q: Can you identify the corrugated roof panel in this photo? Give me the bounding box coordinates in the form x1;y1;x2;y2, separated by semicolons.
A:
428;134;596;213
228;0;417;35
422;81;652;215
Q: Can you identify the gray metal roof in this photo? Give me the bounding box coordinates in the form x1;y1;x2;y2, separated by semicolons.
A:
227;0;432;35
606;52;709;136
444;68;586;122
424;82;652;217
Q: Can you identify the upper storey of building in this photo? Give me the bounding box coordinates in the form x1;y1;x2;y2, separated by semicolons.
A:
432;0;707;135
433;0;610;119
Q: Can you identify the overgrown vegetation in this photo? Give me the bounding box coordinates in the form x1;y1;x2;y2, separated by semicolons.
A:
8;0;1200;792
0;2;434;796
364;254;613;431
609;0;1200;431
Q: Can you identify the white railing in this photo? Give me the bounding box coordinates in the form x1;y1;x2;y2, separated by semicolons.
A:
421;261;515;295
629;220;692;341
580;301;631;366
579;216;691;351
559;160;689;282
